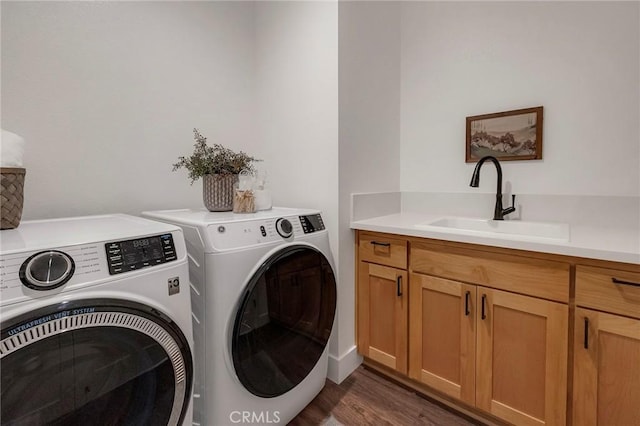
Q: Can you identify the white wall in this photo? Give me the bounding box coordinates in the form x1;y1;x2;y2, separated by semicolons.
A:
2;0;339;232
337;1;402;379
253;1;339;250
2;1;256;219
401;1;640;196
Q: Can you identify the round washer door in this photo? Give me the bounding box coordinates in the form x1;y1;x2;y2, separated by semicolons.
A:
231;245;337;398
0;299;193;426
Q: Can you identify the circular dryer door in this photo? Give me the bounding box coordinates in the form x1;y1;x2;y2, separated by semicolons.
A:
0;299;192;426
231;245;337;398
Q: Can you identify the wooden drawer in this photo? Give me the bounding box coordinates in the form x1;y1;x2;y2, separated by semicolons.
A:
358;232;407;269
576;265;640;319
410;241;570;302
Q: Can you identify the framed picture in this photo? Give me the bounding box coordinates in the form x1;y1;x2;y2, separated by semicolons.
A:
466;106;543;162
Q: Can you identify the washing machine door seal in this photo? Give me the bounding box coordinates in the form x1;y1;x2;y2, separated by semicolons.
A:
0;298;193;426
231;244;337;398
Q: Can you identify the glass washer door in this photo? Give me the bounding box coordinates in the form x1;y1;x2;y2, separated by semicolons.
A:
0;299;193;426
232;245;337;398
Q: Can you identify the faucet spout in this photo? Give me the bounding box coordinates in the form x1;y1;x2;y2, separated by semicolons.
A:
469;156;516;220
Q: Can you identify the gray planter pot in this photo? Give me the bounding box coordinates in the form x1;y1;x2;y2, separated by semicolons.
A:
203;174;238;212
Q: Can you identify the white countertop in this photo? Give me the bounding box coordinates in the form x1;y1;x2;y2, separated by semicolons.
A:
351;212;640;265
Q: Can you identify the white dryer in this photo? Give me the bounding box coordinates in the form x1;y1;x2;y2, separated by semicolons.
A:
0;214;194;425
142;208;337;426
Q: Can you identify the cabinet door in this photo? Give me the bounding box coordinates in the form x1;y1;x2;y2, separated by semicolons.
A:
408;273;476;405
357;262;408;373
573;308;640;426
476;287;568;426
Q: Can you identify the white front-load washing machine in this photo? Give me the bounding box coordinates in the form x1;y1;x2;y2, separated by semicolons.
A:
142;208;337;426
0;214;194;425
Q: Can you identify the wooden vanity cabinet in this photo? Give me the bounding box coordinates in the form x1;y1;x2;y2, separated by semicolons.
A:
357;232;409;374
409;241;569;426
356;230;640;425
572;266;640;426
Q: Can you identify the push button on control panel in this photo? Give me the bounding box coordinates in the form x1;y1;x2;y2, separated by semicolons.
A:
260;226;267;237
107;242;123;273
162;235;177;262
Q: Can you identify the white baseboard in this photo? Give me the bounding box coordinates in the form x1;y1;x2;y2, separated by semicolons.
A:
327;345;362;384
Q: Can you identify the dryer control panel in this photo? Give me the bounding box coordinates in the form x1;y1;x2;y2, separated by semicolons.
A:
207;213;327;251
299;214;325;233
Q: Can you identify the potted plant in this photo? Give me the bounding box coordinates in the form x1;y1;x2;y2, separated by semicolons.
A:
173;128;260;211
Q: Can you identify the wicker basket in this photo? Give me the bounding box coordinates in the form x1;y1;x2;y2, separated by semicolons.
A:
1;167;26;229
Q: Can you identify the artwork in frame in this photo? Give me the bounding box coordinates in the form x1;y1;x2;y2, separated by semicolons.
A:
466;106;543;162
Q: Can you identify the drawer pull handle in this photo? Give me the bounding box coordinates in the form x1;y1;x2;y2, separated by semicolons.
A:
584;317;589;349
370;241;391;247
481;294;487;320
464;291;471;316
612;277;640;287
396;275;403;297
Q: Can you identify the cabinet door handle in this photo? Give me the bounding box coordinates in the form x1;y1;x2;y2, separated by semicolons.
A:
396;275;403;297
612;277;640;287
464;291;471;316
481;294;487;320
584;317;589;349
370;241;391;247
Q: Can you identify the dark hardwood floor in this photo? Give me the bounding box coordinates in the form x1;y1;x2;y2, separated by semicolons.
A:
289;366;481;426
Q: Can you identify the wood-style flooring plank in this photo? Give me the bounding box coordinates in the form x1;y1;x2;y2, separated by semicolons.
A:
289;366;480;425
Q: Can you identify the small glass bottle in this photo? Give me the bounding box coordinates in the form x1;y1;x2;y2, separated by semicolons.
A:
233;171;256;213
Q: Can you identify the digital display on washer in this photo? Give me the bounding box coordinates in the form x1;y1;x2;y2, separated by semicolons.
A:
299;214;325;234
105;233;177;275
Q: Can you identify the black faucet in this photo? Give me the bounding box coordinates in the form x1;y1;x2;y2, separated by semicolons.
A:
469;156;516;220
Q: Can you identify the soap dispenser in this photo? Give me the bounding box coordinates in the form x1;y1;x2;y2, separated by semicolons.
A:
254;170;272;211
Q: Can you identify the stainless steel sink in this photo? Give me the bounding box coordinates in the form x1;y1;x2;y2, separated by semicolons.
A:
415;216;570;242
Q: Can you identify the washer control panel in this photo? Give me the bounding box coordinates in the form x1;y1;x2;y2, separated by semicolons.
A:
1;243;104;304
0;230;186;307
106;233;177;275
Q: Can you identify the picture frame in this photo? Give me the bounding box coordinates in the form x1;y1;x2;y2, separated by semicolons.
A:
466;106;543;162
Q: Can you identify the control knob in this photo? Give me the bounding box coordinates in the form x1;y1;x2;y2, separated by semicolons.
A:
275;218;293;238
19;250;75;290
